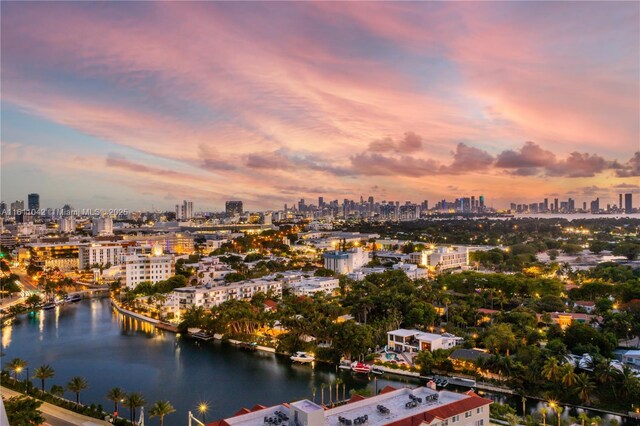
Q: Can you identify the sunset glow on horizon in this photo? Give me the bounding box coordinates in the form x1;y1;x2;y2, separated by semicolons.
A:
2;1;639;210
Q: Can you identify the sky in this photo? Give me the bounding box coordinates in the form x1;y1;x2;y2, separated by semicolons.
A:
1;1;639;211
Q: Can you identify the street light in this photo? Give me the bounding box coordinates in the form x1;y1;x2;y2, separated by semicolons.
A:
198;402;208;422
548;401;561;426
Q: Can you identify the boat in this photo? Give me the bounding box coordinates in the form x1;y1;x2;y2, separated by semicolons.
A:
191;331;214;341
350;361;372;374
290;352;315;363
440;379;449;388
42;302;56;310
339;359;353;370
371;366;384;375
65;294;81;303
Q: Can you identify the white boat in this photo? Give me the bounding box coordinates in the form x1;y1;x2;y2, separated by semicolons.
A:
339;359;353;370
290;352;315;363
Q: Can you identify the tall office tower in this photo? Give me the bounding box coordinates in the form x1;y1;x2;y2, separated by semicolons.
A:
368;196;374;213
619;194;623;210
554;198;559;212
28;193;40;211
568;198;575;212
0;202;6;217
297;199;306;212
318;197;324;208
479;195;485;210
583;202;587;211
284;204;288;213
225;201;243;217
471;196;475;211
543;198;549;212
625;193;633;213
590;198;599;213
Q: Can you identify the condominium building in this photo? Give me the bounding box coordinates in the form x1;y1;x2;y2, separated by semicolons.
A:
287;276;340;296
91;216;113;236
196;257;236;285
27;242;82;271
211;385;491;426
323;247;369;274
124;246;174;289
165;279;283;314
79;243;123;269
410;246;469;272
58;216;76;233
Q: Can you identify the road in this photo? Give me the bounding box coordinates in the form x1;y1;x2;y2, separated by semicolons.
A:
1;386;110;426
13;269;39;292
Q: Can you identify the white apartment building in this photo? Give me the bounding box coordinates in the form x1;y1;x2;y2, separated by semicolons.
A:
165;279;283;315
287;276;340;296
124;246;174;289
196;257;235;285
410;246;469;271
58;216;76;233
79;243;123;269
323;247;369;274
91;216;113;236
392;262;428;280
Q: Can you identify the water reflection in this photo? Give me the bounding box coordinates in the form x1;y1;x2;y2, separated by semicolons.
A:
1;299;635;425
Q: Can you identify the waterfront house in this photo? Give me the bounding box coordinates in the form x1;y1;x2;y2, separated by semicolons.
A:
387;329;463;353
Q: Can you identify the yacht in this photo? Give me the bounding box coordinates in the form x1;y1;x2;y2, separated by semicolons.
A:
350;361;372;374
290;352;315;363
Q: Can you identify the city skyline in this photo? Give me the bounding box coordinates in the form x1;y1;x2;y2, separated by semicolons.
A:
2;2;639;209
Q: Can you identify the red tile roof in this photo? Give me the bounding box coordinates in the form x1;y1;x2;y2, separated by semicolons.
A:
379;385;397;394
348;394;367;403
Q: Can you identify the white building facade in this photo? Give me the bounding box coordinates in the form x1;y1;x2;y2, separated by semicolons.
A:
124;247;174;289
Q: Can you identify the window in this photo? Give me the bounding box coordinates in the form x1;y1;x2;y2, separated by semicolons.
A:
451;415;459;422
465;411;472;418
477;407;483;414
475;421;484;426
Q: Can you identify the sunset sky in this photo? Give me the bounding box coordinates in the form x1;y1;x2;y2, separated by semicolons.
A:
2;2;639;211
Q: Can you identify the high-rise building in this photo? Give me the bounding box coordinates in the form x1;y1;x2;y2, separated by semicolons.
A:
176;200;193;220
28;193;40;212
91;216;113;236
554;198;559;212
590;198;600;214
225;200;243;217
318;197;324;208
479;195;485;210
624;193;633;213
619;194;623;210
543;198;548;212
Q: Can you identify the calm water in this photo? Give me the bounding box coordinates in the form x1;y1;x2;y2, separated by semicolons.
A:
0;299;404;421
1;299;635;425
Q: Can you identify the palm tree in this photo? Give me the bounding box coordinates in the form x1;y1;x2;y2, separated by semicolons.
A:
539;407;548;426
574;373;595;405
578;412;590;426
149;400;175;426
107;387;126;416
542;357;562;382
504;413;519;426
561;365;576;387
67;376;88;406
7;358;27;381
33;365;55;392
124;392;146;424
50;384;64;398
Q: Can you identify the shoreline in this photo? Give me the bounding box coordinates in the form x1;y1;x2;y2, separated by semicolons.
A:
108;299;635;420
